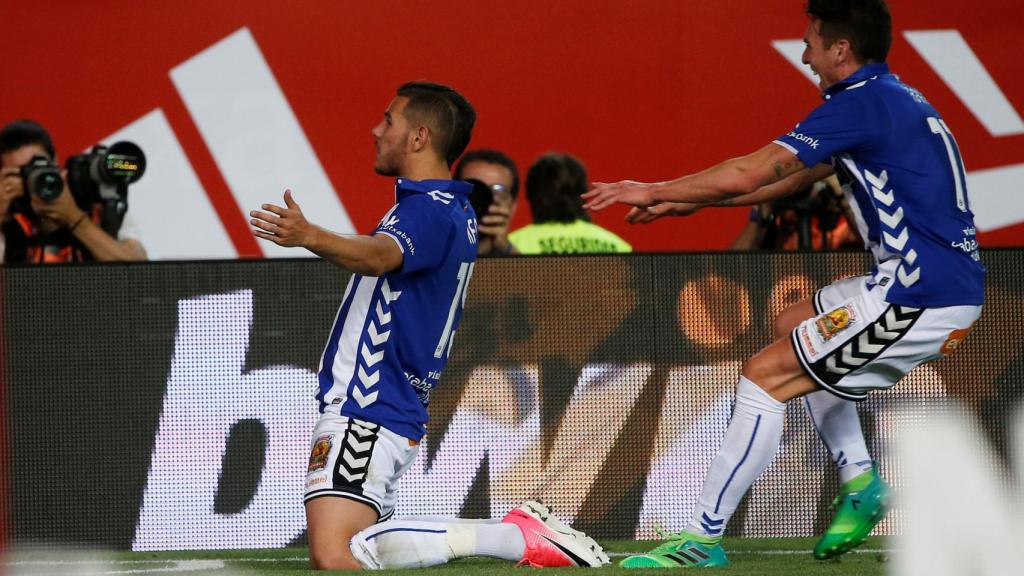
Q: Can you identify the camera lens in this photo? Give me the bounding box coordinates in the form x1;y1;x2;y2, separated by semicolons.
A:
32;171;64;201
99;141;146;185
20;155;64;202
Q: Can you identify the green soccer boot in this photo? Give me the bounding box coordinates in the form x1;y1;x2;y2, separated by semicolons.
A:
814;468;892;560
621;531;729;568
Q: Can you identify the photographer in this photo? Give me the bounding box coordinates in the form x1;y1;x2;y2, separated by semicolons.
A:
730;175;861;251
0;120;146;263
453;149;519;256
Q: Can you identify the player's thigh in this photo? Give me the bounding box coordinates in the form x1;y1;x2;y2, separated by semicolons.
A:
773;298;817;340
303;413;420;568
772;276;862;339
743;335;819;401
306;497;378;570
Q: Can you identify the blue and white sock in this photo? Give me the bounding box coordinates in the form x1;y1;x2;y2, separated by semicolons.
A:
686;376;786;539
803;390;873;484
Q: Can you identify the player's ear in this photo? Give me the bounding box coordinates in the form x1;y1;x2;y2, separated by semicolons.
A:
833;38;851;64
409;124;430;153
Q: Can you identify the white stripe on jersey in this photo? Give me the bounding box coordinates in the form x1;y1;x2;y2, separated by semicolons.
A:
838;154;891;262
321;275;381;411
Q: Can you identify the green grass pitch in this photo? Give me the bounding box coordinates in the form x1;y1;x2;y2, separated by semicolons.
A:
3;537;889;575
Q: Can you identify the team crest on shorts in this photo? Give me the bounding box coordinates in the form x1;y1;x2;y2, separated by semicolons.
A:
307;434;333;473
816;305;856;341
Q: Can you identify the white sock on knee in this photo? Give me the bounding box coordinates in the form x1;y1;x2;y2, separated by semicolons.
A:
803;390;873;484
686;376;786;539
351;519;525;569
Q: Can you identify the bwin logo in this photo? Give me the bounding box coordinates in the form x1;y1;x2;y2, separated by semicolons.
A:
788;130;820;149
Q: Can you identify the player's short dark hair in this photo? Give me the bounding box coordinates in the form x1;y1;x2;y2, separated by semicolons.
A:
525;152;590;224
806;0;892;64
397;81;476;168
0;119;55;161
454;149;520;199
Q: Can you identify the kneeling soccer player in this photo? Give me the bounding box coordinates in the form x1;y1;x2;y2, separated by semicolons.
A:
251;80;607;570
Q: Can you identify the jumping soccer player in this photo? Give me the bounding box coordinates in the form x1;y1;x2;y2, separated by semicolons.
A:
583;0;983;567
251;81;607;570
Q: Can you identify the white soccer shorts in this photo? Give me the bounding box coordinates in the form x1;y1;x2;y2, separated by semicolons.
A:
791;267;981;401
303;412;419;521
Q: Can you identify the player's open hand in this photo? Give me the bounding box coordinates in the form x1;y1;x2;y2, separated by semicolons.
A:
582;180;658;212
625;202;703;224
250;189;312;248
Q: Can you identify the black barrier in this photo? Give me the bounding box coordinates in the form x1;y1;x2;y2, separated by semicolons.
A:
3;251;1022;550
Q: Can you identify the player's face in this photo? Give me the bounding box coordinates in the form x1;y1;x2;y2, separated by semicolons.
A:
801;19;837;91
372;97;413;177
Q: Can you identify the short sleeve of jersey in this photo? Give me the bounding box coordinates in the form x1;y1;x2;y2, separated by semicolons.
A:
374;195;451;275
774;91;883;168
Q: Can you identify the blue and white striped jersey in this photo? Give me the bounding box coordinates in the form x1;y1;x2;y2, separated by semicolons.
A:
316;178;478;440
775;63;985;307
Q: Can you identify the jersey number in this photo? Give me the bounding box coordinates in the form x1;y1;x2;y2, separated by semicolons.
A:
434;261;475;359
927;117;969;213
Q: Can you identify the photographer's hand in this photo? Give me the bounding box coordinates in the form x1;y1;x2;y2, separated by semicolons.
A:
478;193;517;255
29;176;85;229
29;171;146;261
0;169;24;220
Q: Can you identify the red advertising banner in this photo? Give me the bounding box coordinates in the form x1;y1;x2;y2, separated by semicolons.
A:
2;0;1022;258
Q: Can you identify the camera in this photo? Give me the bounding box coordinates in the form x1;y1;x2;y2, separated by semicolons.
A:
66;141;146;236
66;141;146;201
20;155;64;201
466;178;494;221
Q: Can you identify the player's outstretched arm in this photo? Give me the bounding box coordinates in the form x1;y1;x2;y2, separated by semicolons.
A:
622;162;832;225
251;189;403;276
582;143;807;212
709;162;835;207
624;202;703;224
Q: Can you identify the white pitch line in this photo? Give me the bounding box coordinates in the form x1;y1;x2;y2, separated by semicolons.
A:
2;558;308;566
101;560;225;574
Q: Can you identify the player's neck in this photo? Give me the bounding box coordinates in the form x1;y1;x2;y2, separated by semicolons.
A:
400;158;452;182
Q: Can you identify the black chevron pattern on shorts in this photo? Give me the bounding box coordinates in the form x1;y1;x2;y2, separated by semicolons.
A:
810;304;923;386
333;419;380;489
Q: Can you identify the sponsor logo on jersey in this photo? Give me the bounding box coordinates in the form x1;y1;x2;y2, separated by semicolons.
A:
405;371;435;404
384;228;416;255
951;228;981;261
816;305;857;341
787;130;820;149
307;434;333;473
940;325;975;355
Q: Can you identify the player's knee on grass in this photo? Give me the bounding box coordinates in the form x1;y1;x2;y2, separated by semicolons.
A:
310;540;363;571
306;497;379;570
